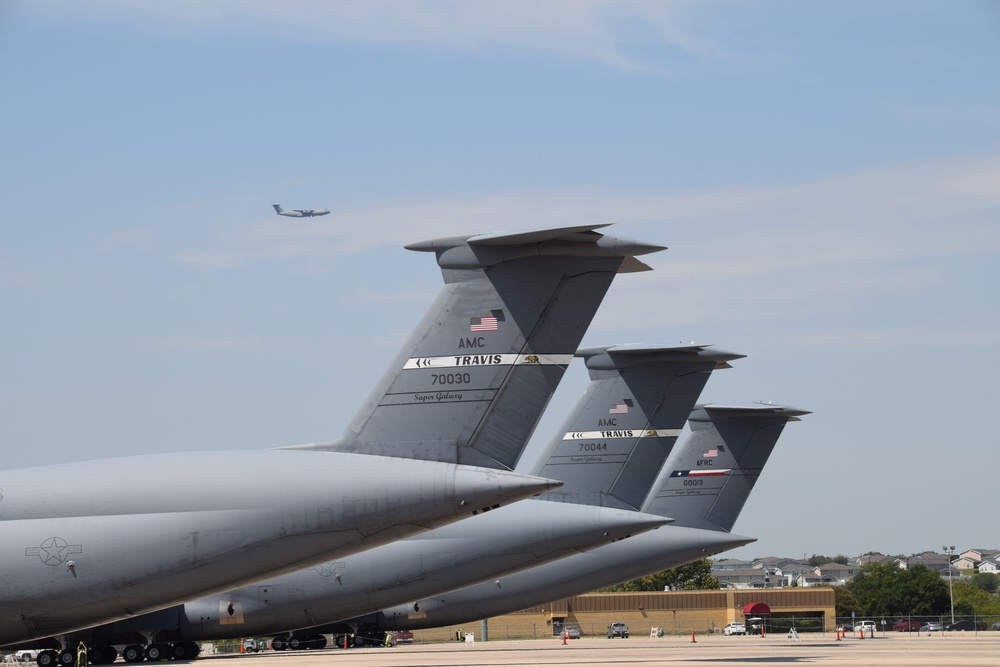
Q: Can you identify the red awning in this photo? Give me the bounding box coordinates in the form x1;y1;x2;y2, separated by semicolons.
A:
742;602;771;615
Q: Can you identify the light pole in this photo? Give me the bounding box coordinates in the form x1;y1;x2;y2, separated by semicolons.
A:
943;545;955;625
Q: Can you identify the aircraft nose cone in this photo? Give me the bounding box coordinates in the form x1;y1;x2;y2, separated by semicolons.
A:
452;467;563;513
595;509;673;543
664;527;757;560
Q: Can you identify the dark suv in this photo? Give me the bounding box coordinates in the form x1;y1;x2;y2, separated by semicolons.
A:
607;622;629;638
945;620;986;631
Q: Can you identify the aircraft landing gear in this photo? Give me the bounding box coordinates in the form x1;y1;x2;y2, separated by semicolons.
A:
35;650;59;667
121;645;144;664
87;646;117;665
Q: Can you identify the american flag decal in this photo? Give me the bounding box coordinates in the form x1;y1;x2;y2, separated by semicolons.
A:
609;403;629;414
470;316;498;332
702;448;718;458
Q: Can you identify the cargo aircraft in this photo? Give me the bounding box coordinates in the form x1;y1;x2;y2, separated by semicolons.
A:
50;342;741;661
362;401;808;634
272;204;329;217
0;224;665;657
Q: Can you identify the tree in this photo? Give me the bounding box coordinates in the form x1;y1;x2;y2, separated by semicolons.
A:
808;554;849;567
846;563;950;617
601;558;721;592
832;586;862;618
951;581;1000;617
970;572;999;594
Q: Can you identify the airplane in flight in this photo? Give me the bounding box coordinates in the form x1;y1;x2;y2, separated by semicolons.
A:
272;204;329;217
47;342;741;661
363;401;808;635
0;224;665;658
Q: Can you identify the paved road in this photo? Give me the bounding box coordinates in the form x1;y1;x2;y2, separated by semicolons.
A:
207;634;1000;666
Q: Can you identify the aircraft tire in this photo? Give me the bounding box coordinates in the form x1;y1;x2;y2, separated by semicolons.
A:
170;642;198;661
121;646;144;663
36;651;59;667
56;650;75;666
270;637;287;651
288;636;302;650
144;643;169;662
89;646;118;665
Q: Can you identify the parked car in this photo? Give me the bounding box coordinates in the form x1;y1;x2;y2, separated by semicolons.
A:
854;620;876;632
607;622;629;638
919;622;943;632
393;630;414;643
563;625;582;639
945;620;986;631
723;622;746;636
892;619;922;632
992;621;1000;631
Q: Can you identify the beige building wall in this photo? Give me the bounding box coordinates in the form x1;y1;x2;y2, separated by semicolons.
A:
409;588;836;642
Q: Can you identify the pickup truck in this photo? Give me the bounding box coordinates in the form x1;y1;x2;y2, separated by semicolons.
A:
607;622;629;638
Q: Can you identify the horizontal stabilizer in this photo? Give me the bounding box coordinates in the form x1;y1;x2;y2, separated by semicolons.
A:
465;224;613;245
405;223;666;271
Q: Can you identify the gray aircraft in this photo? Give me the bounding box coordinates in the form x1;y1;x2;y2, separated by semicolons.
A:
272;204;329;217
364;402;808;633
0;224;664;656
58;343;740;661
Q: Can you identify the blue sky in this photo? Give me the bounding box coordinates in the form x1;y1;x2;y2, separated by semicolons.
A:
2;1;999;562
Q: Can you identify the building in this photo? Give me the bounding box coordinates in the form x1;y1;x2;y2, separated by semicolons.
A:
444;589;838;641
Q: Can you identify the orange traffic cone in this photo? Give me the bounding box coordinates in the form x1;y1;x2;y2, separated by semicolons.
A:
562;632;567;645
691;629;696;643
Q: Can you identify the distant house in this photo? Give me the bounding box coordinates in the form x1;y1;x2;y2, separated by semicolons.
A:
959;549;1000;564
978;559;998;574
815;563;859;585
857;553;891;566
715;567;779;589
908;554;952;575
712;558;753;571
953;557;978;570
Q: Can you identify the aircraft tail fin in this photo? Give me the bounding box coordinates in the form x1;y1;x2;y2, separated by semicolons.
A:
643;402;809;531
534;343;744;510
272;204;283;213
286;224;666;471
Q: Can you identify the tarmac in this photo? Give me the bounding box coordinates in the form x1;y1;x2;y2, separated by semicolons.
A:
203;633;1000;666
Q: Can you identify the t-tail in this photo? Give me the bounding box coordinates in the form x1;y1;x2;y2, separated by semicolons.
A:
272;204;283;214
643;402;809;531
533;343;744;510
285;224;666;471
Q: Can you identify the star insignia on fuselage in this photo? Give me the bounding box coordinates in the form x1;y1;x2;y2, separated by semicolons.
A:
26;537;83;565
314;562;345;577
